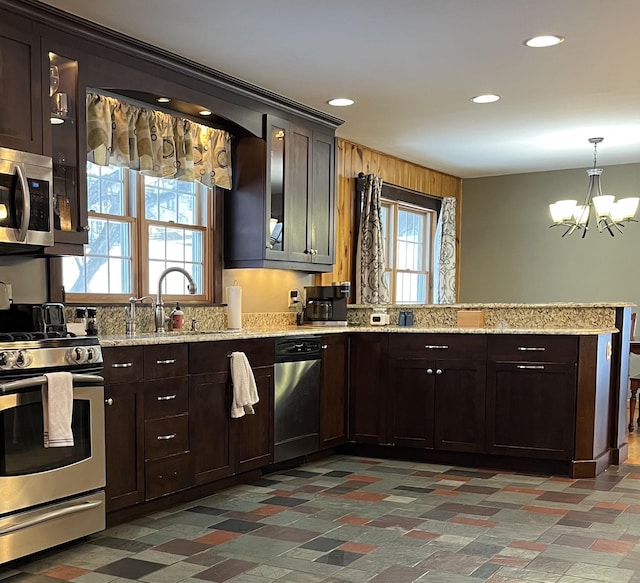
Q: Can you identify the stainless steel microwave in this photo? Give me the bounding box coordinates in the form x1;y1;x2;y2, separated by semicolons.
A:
0;147;53;251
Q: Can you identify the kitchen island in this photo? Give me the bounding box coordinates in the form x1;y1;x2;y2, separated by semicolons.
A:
96;302;634;525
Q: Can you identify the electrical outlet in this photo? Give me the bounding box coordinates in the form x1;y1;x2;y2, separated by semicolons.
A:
288;289;300;308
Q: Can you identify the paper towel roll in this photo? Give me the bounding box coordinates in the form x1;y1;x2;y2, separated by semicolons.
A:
226;285;242;330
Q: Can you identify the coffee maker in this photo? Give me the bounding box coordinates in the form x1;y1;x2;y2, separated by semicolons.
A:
302;282;351;326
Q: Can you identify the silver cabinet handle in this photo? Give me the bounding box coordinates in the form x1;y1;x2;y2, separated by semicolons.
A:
517;347;545;351
157;359;176;365
321;344;328;349
157;433;177;440
15;164;30;243
157;394;177;401
105;398;114;406
517;365;545;370
436;369;443;375
425;345;448;349
426;368;433;374
111;362;133;368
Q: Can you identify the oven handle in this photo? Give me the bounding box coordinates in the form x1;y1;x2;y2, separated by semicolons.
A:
0;499;103;535
0;373;104;393
15;164;30;243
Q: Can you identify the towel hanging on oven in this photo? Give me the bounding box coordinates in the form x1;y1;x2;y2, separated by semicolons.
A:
42;371;74;447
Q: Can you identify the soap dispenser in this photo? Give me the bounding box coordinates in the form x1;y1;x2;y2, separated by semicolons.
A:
170;302;184;330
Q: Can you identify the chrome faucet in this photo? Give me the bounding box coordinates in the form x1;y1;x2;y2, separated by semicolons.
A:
154;267;197;332
126;295;153;336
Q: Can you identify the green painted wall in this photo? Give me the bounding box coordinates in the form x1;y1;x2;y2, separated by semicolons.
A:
460;163;640;308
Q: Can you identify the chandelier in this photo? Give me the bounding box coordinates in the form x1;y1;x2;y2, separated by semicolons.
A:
549;137;639;237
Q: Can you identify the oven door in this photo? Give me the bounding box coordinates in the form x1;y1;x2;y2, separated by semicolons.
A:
0;373;105;516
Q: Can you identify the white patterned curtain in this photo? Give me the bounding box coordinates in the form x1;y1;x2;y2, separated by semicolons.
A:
433;197;457;304
356;174;390;304
86;93;232;189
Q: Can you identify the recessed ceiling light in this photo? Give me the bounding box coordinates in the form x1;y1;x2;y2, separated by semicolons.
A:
199;109;212;116
470;94;501;104
524;35;565;48
156;97;171;103
327;98;355;107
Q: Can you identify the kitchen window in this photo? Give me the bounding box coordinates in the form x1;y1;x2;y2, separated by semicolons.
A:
380;195;438;304
62;162;211;302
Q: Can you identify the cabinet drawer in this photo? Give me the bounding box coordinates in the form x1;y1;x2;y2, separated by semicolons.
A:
389;334;486;359
143;344;188;379
145;453;192;500
488;335;578;363
144;414;189;460
190;338;275;374
144;377;188;419
102;346;144;383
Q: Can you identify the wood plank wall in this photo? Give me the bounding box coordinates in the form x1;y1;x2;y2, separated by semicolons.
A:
318;139;463;298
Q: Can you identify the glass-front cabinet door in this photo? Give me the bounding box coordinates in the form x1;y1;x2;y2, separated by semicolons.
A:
266;119;286;259
264;115;312;264
46;47;88;251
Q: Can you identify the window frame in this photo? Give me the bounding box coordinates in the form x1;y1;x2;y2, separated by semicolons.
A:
380;188;439;305
60;163;216;305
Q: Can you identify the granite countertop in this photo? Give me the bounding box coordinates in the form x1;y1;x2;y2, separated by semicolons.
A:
97;325;618;347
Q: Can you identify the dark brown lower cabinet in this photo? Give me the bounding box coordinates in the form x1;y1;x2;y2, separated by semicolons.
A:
388;357;486;452
233;365;274;472
486;361;577;460
320;334;348;448
189;371;233;485
103;345;145;513
349;334;388;445
104;380;144;512
433;360;486;453
388;359;435;448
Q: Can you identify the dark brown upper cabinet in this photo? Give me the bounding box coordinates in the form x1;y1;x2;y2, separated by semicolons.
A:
0;11;43;154
225;114;336;272
43;42;89;254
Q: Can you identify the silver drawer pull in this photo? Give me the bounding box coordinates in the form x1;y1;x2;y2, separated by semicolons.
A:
424;345;449;349
156;359;176;365
157;394;177;401
157;433;177;440
517;365;545;370
111;362;133;368
517;347;545;351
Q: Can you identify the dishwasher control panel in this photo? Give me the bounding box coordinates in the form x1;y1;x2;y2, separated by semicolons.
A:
275;337;323;360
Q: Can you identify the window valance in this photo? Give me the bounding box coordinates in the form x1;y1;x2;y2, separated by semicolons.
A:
86;92;232;190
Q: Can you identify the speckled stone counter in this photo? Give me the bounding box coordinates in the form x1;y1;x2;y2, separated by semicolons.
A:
89;301;630;347
98;324;618;347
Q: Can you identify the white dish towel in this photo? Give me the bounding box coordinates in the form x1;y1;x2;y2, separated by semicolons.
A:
230;352;259;418
42;371;74;448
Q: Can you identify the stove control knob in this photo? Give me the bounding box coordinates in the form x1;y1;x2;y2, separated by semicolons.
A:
86;346;101;362
0;351;16;369
66;346;88;365
15;350;33;368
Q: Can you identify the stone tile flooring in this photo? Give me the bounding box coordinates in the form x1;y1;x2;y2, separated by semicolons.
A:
2;455;640;582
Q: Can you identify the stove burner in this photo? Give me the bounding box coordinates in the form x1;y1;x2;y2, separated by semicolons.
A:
0;331;77;342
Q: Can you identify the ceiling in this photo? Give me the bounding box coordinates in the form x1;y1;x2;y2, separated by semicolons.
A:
39;0;640;179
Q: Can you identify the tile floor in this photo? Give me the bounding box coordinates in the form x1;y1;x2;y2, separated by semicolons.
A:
2;455;640;583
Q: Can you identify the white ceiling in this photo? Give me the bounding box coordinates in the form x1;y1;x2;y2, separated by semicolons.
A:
40;0;640;178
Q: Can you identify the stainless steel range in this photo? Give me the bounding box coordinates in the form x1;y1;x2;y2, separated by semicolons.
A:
0;304;105;565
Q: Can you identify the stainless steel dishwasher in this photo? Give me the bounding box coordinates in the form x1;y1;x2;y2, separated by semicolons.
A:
274;337;324;463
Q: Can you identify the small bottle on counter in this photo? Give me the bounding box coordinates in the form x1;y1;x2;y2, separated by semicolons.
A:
170;302;184;330
85;307;98;336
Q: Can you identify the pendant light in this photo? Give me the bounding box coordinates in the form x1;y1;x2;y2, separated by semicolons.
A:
549;137;639;237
